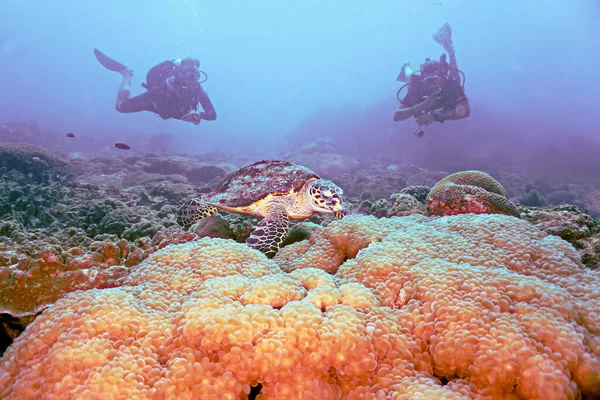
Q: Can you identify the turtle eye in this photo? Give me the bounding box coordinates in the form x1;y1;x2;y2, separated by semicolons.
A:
322;189;333;199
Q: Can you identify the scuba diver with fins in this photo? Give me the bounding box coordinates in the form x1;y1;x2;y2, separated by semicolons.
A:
93;49;216;125
392;23;470;137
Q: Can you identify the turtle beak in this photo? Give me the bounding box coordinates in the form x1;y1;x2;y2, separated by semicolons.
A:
333;209;347;219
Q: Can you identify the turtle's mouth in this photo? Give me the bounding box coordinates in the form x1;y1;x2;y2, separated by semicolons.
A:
333;209;348;219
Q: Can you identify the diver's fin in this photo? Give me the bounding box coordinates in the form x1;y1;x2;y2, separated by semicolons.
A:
93;48;128;73
433;22;453;49
396;61;414;82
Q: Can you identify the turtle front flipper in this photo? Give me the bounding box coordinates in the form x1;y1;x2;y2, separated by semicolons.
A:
246;203;289;257
176;198;219;228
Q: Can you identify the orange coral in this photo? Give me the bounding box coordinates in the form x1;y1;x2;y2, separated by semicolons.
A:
0;228;206;318
0;237;154;317
1;214;599;399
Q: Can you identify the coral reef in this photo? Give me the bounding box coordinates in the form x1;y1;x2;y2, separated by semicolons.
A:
581;186;600;220
2;215;598;399
355;185;430;219
2;133;600;398
0;122;46;147
283;138;362;179
522;205;600;269
0;234;143;317
288;152;361;179
397;185;431;204
0;142;73;183
427;170;520;217
363;198;389;218
547;190;578;206
519;189;546;207
388;193;427;217
0;149;237;327
125;155;228;186
281;222;322;247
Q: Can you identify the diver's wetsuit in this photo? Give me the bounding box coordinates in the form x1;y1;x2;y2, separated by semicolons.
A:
117;82;216;121
401;75;467;111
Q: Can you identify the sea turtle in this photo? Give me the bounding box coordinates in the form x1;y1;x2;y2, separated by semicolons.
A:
176;160;347;256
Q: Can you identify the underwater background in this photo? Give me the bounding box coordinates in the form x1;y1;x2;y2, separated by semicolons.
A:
1;0;600;399
1;0;599;162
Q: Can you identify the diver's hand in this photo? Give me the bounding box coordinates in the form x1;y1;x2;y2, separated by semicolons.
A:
182;111;201;125
417;114;435;126
413;89;442;113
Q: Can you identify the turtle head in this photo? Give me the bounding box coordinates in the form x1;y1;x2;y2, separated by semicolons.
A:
306;179;345;216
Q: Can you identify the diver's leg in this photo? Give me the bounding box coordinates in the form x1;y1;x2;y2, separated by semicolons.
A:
404;62;415;79
115;69;135;111
116;90;158;114
114;70;160;114
434;23;460;81
445;42;460;82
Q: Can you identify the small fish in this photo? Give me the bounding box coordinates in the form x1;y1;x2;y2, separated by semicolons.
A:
66;133;75;138
114;143;131;150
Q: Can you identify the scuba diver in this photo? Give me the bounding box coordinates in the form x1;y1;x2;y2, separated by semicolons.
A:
392;23;469;137
93;49;216;125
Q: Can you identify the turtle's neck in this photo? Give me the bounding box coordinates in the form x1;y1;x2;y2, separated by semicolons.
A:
286;184;314;219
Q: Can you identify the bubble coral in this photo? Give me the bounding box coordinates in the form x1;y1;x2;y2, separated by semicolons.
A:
1;214;599;399
427;170;520;218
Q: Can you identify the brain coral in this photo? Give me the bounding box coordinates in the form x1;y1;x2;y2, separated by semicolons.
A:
1;214;599;399
427;170;520;218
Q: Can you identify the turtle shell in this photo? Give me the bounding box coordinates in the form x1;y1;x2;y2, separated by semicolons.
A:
204;160;321;208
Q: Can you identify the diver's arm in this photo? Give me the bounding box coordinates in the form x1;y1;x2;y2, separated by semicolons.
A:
443;40;460;82
197;89;216;121
394;91;442;122
444;43;463;82
434;100;470;121
393;105;417;121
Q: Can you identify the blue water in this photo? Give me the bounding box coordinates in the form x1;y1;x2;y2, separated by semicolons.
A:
1;0;599;162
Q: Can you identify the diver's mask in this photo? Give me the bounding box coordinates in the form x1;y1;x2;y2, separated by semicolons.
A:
181;68;200;84
423;73;440;81
421;59;440;81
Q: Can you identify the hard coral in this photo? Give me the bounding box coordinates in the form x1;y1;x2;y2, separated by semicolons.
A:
398;185;431;204
0;143;73;182
0;238;137;318
1;215;599;399
522;205;598;242
368;199;389;218
427;170;520;218
388;193;427;217
520;189;546;207
522;205;600;269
